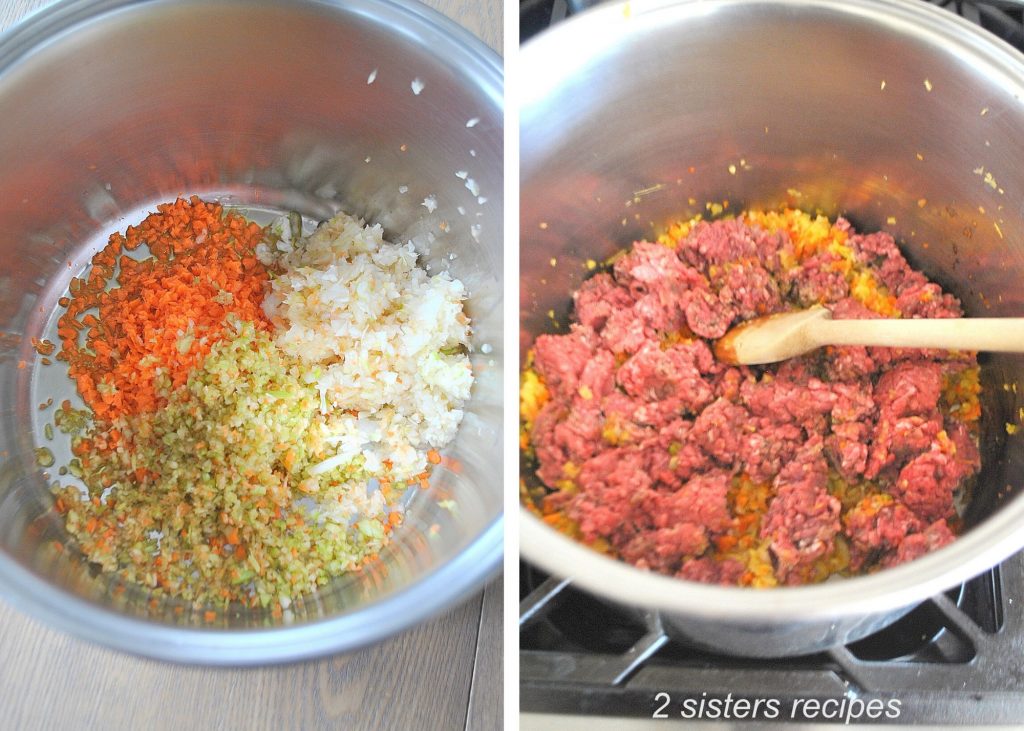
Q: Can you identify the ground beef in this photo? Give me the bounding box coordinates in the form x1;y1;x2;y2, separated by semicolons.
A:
760;439;841;584
948;421;982;474
614;240;703;297
830;296;878;320
896;282;962;320
573;272;635;332
638;419;696;487
551;401;606;466
893;435;974;522
633;290;689;333
531;400;606;487
886;520;955;567
684;288;737;338
865;411;944;480
864;362;945;479
830;381;877;423
715;261;784;319
738;418;805;484
692;398;749;464
600;306;653;355
844;499;923;571
742;376;836;428
634;416;711;483
825;421;872;482
848;230;918;292
786;251;851;306
578;349;617;401
826;297;881;379
617;341;715;412
679;219;762;270
532;325;596;400
714;365;754;403
678;556;747;585
526;214;980;588
649;469;732;533
875;362;944;418
568;448;652;541
601;391;680;434
531;401;568;487
824;344;876;382
608;468;731;573
619;524;711;573
598;391;647;429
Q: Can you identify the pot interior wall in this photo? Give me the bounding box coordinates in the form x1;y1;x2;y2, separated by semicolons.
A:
0;0;502;629
521;1;1023;539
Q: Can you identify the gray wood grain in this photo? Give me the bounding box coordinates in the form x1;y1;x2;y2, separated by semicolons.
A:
0;0;47;30
0;1;504;730
424;0;504;53
466;576;504;731
0;591;487;731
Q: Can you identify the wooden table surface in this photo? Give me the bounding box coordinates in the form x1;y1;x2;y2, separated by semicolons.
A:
0;2;503;730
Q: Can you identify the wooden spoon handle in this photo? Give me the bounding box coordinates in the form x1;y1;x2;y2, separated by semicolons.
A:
809;317;1024;353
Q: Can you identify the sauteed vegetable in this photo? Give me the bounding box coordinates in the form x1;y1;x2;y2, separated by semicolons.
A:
49;197;473;610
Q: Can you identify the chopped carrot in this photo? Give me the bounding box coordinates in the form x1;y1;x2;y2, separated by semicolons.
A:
714;534;738;552
57;196;271;422
441;456;462;473
426;449;441;465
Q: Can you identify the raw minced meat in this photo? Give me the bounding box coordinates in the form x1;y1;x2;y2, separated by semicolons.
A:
522;209;981;587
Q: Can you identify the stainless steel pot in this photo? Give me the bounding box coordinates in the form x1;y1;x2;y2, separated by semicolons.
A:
0;0;502;664
520;0;1024;657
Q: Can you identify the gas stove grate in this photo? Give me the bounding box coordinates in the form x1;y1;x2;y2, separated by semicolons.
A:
928;1;1024;49
520;553;1024;723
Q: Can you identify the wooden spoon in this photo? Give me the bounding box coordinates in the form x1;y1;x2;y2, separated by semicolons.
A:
714;305;1024;365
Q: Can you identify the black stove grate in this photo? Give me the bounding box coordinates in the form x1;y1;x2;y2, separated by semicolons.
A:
928;1;1024;49
520;555;1024;723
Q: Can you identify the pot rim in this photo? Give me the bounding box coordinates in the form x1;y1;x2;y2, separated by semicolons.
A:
0;0;503;664
522;507;1022;621
0;0;503;104
519;0;1024;622
1;517;502;665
